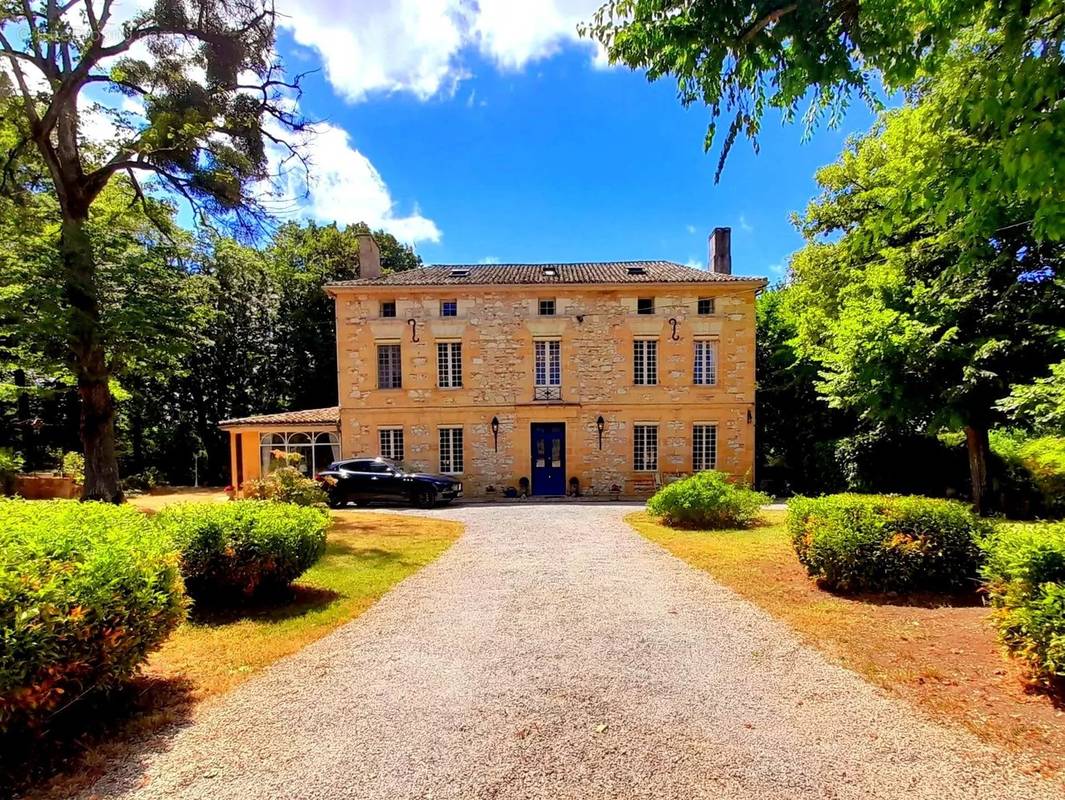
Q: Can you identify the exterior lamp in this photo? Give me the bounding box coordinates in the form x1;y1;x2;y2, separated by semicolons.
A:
747;409;753;424
491;416;500;451
596;415;605;450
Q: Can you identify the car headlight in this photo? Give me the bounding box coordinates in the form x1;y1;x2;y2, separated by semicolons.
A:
456;482;463;492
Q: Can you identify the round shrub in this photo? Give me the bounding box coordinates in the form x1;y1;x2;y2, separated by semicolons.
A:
156;501;328;602
242;465;327;506
0;499;186;734
647;471;769;529
787;494;991;594
981;522;1065;685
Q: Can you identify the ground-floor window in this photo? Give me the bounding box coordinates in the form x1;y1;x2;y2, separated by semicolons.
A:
633;424;658;471
379;427;404;461
439;427;464;474
693;424;718;471
260;431;340;476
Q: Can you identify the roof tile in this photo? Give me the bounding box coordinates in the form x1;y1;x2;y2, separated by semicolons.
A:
218;407;339;428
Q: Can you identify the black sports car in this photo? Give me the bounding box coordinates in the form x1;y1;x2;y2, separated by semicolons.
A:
316;457;463;509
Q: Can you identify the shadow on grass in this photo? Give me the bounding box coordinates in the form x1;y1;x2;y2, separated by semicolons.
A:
1;674;197;799
188;584;343;625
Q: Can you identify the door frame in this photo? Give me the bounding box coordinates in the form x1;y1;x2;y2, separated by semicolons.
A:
530;422;566;496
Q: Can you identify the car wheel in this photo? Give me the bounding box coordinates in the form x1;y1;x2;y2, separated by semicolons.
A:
413;488;436;509
327;492;346;509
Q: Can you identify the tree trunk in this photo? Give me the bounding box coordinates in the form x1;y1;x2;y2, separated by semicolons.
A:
963;424;990;516
61;214;123;503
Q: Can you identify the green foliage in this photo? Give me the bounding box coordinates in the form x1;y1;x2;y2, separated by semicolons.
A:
243;466;327;507
61;451;85;484
0;448;23;495
0;499;186;733
156;501;328;602
982;522;1065;684
998;359;1065;435
647;470;768;529
787;494;991;594
990;432;1065;519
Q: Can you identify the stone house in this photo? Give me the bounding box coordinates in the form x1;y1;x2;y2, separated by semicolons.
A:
220;228;766;496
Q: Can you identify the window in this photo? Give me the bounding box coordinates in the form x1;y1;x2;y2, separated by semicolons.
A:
697;297;714;315
380;301;396;318
437;342;463;388
440;300;458;317
633;339;658;385
637;297;655;315
377;343;402;389
627;265;647;275
538;299;556;316
693;424;717;471
634;425;658;471
439;427;464;474
543;266;558;277
379;428;404;461
534;340;561;399
693;339;718;386
260;431;340;477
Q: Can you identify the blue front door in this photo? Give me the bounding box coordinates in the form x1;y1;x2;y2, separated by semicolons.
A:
531;423;566;495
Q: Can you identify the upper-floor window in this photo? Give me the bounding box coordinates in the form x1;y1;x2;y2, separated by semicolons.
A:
693;424;717;471
534;340;561;400
379;427;404;461
634;424;659;471
697;297;715;315
440;300;458;317
437;341;463;388
693;339;718;386
637;297;655;315
377;343;402;389
439;427;464;474
538;299;556;316
380;300;396;318
633;339;658;385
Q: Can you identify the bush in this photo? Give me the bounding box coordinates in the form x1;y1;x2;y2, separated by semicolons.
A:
121;467;163;494
994;434;1065;519
0;448;23;495
61;451;85;484
982;522;1065;685
242;465;327;506
156;501;328;602
647;471;769;529
787;494;991;594
0;499;186;733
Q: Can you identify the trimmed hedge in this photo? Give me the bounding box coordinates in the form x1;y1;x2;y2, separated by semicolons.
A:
982;522;1065;685
647;470;769;529
156;501;328;602
787;494;991;593
0;499;186;733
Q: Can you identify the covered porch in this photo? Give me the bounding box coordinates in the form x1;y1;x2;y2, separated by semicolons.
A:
218;407;341;490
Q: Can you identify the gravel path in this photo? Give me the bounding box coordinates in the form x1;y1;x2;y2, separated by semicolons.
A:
84;503;1060;800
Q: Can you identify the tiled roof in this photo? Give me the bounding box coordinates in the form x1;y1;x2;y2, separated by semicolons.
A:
327;261;766;288
218;407;339;428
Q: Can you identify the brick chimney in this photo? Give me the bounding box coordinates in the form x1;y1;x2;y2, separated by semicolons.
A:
357;233;381;280
708;227;732;275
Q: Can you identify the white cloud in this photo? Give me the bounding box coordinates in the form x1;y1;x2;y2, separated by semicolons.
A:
685;258;704;269
480;256;500;264
270;121;441;244
276;0;603;102
739;214;754;233
686;224;697;235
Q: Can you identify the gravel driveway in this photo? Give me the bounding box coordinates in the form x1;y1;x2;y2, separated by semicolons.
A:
83;503;1060;799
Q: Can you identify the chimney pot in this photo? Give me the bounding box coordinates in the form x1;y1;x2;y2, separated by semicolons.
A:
357;233;382;280
709;227;732;275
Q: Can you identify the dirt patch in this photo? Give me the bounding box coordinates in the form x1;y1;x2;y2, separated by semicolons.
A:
628;509;1065;782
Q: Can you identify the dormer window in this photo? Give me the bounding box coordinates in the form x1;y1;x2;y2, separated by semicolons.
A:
538;299;556;316
450;268;470;278
637;297;655;315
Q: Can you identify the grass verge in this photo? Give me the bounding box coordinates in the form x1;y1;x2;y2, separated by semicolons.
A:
25;506;461;799
627;509;1065;782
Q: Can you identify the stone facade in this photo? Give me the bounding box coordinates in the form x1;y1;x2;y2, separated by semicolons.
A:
331;282;761;496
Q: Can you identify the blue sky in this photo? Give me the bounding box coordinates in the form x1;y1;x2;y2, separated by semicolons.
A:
267;2;880;283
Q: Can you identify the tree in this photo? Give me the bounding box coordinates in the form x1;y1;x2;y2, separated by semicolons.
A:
581;2;1065;238
998;358;1065;435
0;1;303;500
787;102;1065;513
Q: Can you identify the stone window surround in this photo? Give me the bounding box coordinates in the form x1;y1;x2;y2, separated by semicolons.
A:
692;422;718;471
379;426;404;461
438;425;464;474
633;422;659;472
693;337;719;386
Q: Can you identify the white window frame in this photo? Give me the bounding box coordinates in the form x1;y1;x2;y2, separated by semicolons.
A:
437;341;463;388
692;424;718;471
438;426;464;474
633;424;659;472
259;431;340;476
633;338;658;385
693;338;718;386
379;427;404;461
534;339;561;387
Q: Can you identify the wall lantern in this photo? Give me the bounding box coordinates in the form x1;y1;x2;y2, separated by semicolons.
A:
747;408;753;424
596;415;605;450
491;416;500;451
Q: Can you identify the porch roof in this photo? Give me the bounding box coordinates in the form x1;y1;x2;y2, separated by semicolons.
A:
218;406;340;429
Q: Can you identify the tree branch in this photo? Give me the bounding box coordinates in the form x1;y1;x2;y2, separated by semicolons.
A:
739;3;799;44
